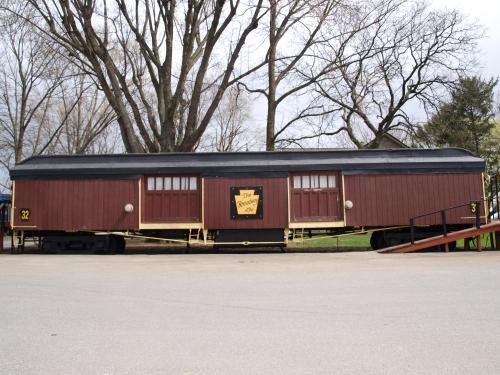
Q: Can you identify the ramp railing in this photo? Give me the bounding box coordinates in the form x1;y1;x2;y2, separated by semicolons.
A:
409;200;482;245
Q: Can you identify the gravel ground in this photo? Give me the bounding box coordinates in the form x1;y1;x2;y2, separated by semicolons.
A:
1;251;500;375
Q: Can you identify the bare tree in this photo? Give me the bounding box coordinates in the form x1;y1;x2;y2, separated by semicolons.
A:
0;5;65;170
307;0;481;148
198;86;255;151
239;0;405;150
0;4;123;191
44;75;118;155
238;0;342;150
9;0;268;154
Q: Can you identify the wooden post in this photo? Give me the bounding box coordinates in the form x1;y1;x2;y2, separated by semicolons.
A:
475;201;481;228
410;218;415;244
441;210;447;237
495;232;500;251
444;242;449;252
476;235;482;252
464;237;471;251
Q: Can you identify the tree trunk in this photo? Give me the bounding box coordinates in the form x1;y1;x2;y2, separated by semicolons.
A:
266;0;277;151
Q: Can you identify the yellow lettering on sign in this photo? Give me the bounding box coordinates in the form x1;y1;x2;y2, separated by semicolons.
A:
235;190;260;215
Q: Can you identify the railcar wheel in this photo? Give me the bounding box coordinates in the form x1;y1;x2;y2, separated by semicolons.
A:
114;236;126;254
370;232;384;250
41;238;56;253
107;235;125;254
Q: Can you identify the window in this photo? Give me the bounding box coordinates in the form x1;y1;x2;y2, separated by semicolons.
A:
172;177;180;190
181;177;189;190
302;176;310;189
164;177;172;190
155;177;163;190
146;176;199;191
319;175;328;188
293;176;301;189
293;174;337;189
311;175;319;189
147;177;155;191
328;175;336;188
189;177;197;190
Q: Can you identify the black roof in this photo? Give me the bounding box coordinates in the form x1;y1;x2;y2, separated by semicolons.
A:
9;148;484;179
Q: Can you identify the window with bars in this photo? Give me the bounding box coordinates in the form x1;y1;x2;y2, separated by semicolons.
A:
292;174;336;189
146;176;198;191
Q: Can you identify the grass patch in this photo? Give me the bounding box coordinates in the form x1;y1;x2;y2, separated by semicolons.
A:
289;232;371;248
289;232;497;250
456;234;497;250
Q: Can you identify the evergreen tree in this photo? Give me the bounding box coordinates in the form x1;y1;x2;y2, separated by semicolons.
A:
482;122;500;172
416;76;498;155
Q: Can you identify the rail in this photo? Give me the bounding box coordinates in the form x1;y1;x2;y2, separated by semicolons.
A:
409;200;482;245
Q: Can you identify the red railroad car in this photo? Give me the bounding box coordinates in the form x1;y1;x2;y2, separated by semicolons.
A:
8;148;486;252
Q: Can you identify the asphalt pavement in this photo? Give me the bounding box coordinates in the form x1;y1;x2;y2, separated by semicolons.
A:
1;251;500;375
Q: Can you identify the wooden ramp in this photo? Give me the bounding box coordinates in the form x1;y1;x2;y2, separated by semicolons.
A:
379;221;500;254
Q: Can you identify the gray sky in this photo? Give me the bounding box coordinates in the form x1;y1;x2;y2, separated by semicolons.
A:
433;0;500;79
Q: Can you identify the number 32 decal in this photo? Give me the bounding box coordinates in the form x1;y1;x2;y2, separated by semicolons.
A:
20;209;30;221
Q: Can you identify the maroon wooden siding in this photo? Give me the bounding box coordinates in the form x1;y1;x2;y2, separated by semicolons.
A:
141;176;201;223
204;177;288;229
344;173;484;227
290;172;341;222
13;179;139;231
